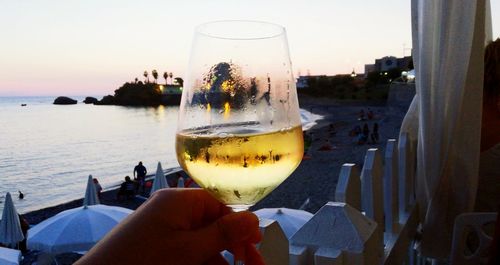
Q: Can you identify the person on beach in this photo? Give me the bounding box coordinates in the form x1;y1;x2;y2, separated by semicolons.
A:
362;123;370;137
76;189;264;265
18;214;29;253
116;176;135;200
93;178;103;199
318;139;334;151
328;123;337;137
357;133;366;145
357;123;370;144
367;109;374;120
133;161;147;193
371;122;379;144
358;109;365;121
350;125;362;137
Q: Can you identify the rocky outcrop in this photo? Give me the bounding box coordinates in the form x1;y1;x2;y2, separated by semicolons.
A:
95;95;116;105
53;96;77;105
96;83;163;106
83;97;98;104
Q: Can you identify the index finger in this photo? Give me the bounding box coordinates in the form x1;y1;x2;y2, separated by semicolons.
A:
189;188;233;228
150;188;231;230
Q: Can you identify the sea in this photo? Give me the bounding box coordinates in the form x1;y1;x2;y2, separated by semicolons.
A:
0;96;322;214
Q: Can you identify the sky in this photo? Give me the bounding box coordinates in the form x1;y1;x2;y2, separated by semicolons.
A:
0;0;499;96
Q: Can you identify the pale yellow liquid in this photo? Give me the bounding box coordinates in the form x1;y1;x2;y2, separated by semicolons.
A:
176;124;303;209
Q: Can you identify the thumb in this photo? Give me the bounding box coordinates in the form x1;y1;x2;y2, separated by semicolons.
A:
190;211;261;263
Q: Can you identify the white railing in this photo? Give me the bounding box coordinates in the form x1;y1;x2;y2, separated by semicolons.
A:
257;133;421;265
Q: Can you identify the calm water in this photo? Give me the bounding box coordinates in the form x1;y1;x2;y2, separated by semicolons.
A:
0;96;320;213
0;96;181;213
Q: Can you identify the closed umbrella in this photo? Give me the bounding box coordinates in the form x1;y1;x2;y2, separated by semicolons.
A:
0;192;24;247
0;246;21;265
83;175;99;206
177;177;185;188
254;208;313;238
150;162;169;195
27;204;132;253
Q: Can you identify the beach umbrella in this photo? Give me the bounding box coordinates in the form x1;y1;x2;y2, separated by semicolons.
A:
27;204;132;253
253;208;313;239
0;246;21;265
222;250;234;264
150;162;169;195
83;175;99;206
177;177;185;188
0;192;24;247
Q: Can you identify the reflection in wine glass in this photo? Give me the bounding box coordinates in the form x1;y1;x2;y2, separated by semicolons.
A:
176;20;303;212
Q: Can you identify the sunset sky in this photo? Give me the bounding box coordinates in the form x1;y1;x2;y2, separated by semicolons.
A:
1;0;499;96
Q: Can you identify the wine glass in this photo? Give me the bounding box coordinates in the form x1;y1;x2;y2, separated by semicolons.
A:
176;20;303;213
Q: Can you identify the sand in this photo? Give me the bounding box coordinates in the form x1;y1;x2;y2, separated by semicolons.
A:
253;96;407;212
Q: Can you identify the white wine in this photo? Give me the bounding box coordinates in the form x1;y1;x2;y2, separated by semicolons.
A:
176;124;303;209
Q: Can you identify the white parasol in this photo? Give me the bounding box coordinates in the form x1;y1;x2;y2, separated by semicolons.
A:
177;177;185;188
150;162;169;195
254;208;313;239
83;175;100;206
27;204;132;253
0;192;24;247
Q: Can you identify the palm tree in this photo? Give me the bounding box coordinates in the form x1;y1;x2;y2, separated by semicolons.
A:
169;72;173;84
152;70;158;84
163;72;169;85
143;71;149;83
134;77;138;84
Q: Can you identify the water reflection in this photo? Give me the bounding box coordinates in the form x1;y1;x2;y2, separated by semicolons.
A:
0;98;181;213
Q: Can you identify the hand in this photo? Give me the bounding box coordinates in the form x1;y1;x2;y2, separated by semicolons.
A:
76;189;264;265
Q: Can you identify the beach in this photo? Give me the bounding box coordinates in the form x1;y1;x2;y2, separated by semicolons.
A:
255;96;406;212
16;96;408;264
22;95;408;224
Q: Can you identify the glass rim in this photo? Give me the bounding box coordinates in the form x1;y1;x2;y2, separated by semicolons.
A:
195;20;286;40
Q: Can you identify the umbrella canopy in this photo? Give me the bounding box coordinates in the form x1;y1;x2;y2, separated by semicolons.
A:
254;208;313;239
27;204;132;253
0;246;21;265
0;192;24;247
150;162;169;195
83;175;99;206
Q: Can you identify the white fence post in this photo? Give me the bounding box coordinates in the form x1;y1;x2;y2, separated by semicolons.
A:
314;247;343;265
335;163;361;211
290;202;382;265
258;218;289;265
361;148;384;229
384;139;399;234
398;133;410;218
383;133;419;265
289;245;308;265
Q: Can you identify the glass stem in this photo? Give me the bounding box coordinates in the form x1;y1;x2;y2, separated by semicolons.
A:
230;206;249;265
